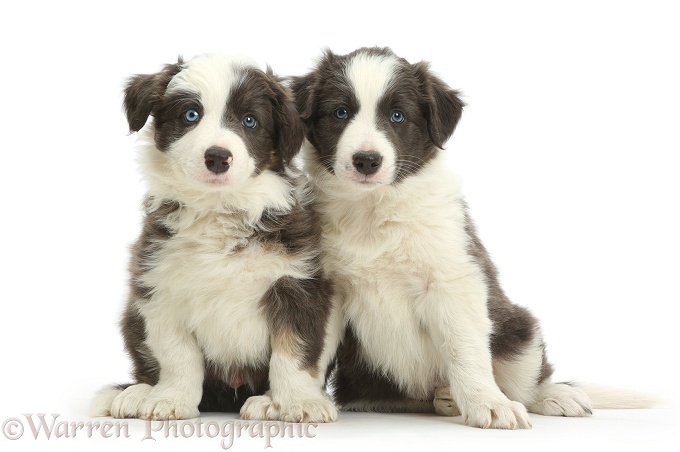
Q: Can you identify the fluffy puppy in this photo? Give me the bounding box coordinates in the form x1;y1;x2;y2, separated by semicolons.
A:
291;47;654;429
90;54;341;422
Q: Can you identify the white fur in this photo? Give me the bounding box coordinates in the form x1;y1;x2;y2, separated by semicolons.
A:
110;384;152;418
577;384;663;409
138;181;312;364
90;387;124;417
529;382;592;417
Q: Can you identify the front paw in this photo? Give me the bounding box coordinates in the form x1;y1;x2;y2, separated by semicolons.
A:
278;397;338;423
240;393;337;423
240;394;274;420
110;384;200;420
463;397;531;429
141;399;200;421
140;387;200;420
111;384;152;419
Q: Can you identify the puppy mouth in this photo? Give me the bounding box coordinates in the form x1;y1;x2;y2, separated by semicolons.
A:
354;176;383;185
199;173;231;186
342;173;390;188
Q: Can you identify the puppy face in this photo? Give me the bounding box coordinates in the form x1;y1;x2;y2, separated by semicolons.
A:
125;54;304;191
292;47;464;190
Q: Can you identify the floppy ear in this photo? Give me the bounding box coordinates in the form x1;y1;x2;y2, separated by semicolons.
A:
266;68;306;164
412;61;465;149
123;57;184;133
289;72;317;127
290;49;338;129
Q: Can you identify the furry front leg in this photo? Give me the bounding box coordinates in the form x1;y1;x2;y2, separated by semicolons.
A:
445;332;531;429
116;306;204;420
429;275;531;429
241;277;341;423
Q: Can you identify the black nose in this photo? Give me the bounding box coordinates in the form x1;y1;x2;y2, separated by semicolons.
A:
352;151;383;176
204;147;233;174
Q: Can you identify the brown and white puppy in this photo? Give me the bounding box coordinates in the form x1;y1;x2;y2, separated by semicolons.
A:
90;54;341;422
291;47;654;429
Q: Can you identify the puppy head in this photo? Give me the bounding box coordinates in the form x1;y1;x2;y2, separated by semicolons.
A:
292;47;464;190
124;54;304;191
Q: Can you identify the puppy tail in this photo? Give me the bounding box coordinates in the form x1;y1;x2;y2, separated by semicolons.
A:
576;383;664;409
89;385;126;417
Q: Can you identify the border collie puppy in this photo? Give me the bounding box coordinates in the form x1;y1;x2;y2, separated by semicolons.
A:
90;54;341;422
291;47;654;429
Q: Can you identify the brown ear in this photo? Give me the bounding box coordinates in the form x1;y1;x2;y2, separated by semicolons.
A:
290;49;338;128
289;72;318;127
266;68;306;164
123;57;184;132
412;61;465;149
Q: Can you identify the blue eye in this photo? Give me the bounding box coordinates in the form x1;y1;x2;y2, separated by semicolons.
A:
334;107;349;120
242;114;257;129
390;110;405;123
183;109;200;123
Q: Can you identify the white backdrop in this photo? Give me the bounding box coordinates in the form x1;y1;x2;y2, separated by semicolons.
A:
1;1;678;451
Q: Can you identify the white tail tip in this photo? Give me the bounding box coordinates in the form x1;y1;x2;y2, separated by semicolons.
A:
577;383;664;409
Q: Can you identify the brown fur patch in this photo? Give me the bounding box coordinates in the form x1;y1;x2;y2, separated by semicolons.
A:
121;199;179;386
123;57;185;134
330;326;428;411
224;68;304;174
255;176;334;374
261;274;332;374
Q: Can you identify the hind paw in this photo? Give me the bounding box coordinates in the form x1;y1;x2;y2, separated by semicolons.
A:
433;386;461;416
529;383;592;417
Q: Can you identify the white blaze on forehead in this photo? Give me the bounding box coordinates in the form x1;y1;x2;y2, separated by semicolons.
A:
167;53;260;107
344;52;399;112
334;52;400;188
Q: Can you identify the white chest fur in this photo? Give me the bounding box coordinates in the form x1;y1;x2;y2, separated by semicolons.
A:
138;206;306;370
316;156;483;399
